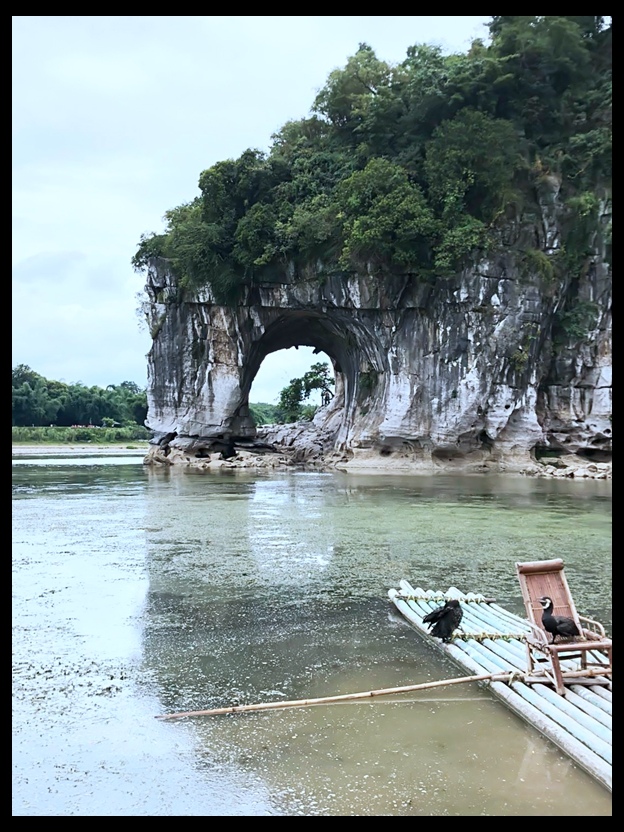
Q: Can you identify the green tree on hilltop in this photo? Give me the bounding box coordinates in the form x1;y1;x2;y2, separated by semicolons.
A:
132;17;611;301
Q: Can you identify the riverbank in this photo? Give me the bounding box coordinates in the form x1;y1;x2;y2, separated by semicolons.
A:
12;443;151;457
144;444;612;480
12;442;611;479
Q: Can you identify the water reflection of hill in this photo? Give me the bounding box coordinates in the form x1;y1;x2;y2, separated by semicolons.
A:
138;468;611;815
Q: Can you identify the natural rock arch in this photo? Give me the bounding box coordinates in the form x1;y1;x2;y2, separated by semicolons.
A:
142;249;612;473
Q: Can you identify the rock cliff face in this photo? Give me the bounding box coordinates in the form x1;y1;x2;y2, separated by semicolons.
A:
141;199;612;475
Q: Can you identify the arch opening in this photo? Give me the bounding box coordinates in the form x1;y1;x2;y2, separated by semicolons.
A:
250;345;335;423
231;311;384;440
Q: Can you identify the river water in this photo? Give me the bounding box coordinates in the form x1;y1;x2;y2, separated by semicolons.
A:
12;455;612;816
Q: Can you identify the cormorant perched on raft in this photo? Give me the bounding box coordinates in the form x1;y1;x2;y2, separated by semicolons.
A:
539;596;581;643
422;599;463;643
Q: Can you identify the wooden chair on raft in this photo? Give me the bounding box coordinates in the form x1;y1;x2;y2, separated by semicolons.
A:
515;558;612;695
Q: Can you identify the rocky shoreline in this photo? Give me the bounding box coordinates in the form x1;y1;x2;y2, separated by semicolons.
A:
12;442;610;480
141;419;612;480
143;444;612;480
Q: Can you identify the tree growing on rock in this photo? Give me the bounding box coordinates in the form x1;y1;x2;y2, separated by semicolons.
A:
275;362;334;423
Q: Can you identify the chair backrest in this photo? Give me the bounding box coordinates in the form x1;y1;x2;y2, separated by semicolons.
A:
515;558;582;635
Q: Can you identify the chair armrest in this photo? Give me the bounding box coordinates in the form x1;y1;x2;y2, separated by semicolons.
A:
525;621;550;647
548;638;612;652
578;614;607;638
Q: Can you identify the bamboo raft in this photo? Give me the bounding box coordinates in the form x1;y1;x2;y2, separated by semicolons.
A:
388;580;612;793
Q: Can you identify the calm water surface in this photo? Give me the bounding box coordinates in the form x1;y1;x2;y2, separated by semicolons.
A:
12;457;612;816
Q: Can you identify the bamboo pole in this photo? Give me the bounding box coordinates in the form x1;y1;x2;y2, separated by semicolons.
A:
155;671;518;720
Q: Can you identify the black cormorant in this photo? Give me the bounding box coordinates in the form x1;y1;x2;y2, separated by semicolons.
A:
422;599;463;643
538;596;580;643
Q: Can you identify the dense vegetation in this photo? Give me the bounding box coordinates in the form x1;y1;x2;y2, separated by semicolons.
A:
248;402;279;427
133;17;611;303
12;365;149;429
12;361;331;434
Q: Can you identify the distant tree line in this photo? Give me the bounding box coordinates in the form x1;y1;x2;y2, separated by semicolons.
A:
248;402;278;427
12;365;148;427
13;361;334;431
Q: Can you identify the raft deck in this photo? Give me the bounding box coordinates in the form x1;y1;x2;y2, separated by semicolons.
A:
389;580;612;793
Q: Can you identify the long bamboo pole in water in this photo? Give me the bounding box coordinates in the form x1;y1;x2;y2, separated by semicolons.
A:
155;671;519;719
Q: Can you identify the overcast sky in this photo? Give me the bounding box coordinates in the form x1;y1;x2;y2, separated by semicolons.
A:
12;15;492;404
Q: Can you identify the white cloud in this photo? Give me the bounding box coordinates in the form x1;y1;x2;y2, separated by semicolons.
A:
12;15;493;398
48;52;153;97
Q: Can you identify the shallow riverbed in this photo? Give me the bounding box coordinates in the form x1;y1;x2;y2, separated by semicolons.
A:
12;456;612;815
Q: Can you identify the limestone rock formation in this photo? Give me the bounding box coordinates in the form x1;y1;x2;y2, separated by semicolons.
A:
141;201;611;475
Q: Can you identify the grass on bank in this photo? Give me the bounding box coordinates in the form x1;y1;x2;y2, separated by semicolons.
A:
12;425;152;445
